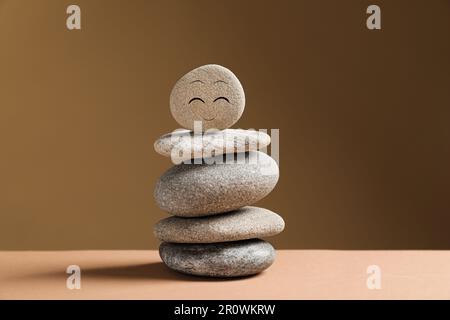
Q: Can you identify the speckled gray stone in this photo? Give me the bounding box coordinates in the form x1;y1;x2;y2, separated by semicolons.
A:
154;151;279;217
154;129;271;164
159;239;275;277
170;65;245;131
154;206;284;243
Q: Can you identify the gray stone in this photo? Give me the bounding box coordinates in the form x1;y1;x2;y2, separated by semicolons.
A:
154;151;279;217
170;64;245;131
154;129;271;163
154;206;284;243
159;239;275;277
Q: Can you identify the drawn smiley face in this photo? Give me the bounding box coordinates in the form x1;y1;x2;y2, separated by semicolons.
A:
170;64;245;131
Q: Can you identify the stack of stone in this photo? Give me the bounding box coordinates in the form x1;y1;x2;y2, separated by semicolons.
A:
153;64;284;277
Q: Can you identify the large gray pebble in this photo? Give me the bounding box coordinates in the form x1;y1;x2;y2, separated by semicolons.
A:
159;239;275;277
154;206;284;243
154;151;279;217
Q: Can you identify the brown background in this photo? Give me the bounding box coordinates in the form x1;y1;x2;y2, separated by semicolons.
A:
0;0;449;250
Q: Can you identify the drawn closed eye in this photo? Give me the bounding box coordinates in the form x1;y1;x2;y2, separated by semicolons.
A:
188;97;205;104
213;97;230;103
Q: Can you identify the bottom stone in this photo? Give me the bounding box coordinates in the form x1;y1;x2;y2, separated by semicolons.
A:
159;239;275;277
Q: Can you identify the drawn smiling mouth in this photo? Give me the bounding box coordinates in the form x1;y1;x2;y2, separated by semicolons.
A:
199;116;216;121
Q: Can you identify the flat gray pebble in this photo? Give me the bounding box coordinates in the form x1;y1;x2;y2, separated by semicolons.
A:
154;206;284;243
154;129;270;163
159;239;275;277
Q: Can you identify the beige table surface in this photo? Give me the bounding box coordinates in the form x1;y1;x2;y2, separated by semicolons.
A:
1;250;449;300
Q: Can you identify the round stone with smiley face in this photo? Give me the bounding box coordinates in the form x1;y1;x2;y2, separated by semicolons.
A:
170;64;245;131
